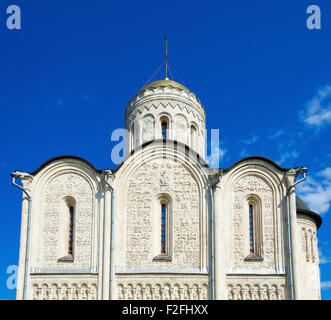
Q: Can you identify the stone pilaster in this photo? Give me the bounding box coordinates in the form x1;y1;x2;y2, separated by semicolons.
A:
102;180;112;299
286;171;301;300
214;184;226;299
16;175;32;300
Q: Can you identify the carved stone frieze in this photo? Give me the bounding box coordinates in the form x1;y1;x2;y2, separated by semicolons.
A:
226;276;287;300
30;275;98;300
116;275;208;300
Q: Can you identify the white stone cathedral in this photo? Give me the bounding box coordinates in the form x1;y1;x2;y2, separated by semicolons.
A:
12;78;322;300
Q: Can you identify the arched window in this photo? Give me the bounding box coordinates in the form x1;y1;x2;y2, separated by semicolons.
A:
161;121;168;139
153;194;172;260
159;115;171;140
161;203;167;254
58;196;76;261
131;121;140;149
249;204;254;253
130;123;135;150
190;124;197;150
68;205;75;255
245;196;263;259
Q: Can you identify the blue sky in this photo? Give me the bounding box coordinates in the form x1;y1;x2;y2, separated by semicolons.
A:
0;0;331;299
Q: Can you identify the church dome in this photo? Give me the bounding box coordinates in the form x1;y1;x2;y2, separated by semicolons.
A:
296;196;322;229
296;196;311;212
137;79;190;95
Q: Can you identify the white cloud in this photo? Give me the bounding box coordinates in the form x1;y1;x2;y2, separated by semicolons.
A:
317;167;331;180
321;281;331;290
268;130;284;139
277;151;298;165
318;247;330;264
297;167;331;214
300;85;331;127
241;136;258;145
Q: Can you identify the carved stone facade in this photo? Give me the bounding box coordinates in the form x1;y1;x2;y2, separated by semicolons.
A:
14;79;322;300
125;159;200;270
226;276;287;300
232;175;275;270
116;275;208;300
41;172;94;270
30;275;98;300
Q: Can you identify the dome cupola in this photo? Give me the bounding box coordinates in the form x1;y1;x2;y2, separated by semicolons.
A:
125;78;206;157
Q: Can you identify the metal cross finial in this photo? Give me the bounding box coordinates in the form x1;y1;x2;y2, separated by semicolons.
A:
165;36;169;80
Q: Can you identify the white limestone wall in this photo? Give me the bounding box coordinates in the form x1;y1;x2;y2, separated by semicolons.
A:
297;214;321;300
15;155;322;300
16;159;103;300
215;159;289;300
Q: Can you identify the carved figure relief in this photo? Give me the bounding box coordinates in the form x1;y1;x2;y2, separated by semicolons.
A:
126;159;200;269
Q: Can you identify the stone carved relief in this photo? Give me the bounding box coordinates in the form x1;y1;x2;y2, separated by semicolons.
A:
126;86;205;121
116;276;208;300
42;172;94;269
226;276;287;300
232;175;275;270
142;115;155;143
31;278;97;300
126;159;200;269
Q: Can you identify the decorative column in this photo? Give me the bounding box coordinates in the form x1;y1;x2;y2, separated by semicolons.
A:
214;184;227;299
16;175;32;300
102;181;112;299
286;171;301;300
179;288;184;300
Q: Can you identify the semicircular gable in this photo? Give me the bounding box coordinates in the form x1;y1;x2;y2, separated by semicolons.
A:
223;162;285;272
115;140;211;188
31;158;100;196
29;158;99;272
114;141;210;272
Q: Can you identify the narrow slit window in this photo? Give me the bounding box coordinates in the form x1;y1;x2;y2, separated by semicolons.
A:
161;121;168;139
69;205;74;255
161;203;167;254
190;125;197;150
131;123;135;149
249;204;254;253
